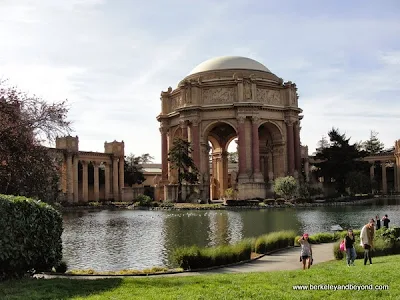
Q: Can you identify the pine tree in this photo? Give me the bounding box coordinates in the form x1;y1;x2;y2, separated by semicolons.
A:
168;138;199;202
363;130;384;155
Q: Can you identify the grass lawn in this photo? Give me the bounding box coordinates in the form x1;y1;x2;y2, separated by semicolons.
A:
1;255;399;300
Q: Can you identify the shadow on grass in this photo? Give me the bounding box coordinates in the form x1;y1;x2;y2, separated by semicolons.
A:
0;278;124;300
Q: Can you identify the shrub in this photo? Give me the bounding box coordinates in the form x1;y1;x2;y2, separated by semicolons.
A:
255;230;296;254
0;194;63;280
135;194;152;207
273;176;298;200
54;261;68;273
171;240;252;270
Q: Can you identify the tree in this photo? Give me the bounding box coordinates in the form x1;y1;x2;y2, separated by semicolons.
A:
273;176;298;200
0;80;71;203
345;171;371;195
168;138;199;202
228;151;238;163
314;128;370;194
362;130;384;155
315;135;330;154
124;153;154;186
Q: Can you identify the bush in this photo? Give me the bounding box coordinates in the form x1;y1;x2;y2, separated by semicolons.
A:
255;231;296;254
54;261;68;273
0;194;63;280
273;176;298;200
171;239;253;270
135;194;153;207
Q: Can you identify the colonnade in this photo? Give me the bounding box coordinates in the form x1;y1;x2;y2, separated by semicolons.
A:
369;161;400;194
64;154;124;202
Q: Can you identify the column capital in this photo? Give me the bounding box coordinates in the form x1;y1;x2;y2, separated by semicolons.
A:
92;161;99;167
285;119;295;126
237;116;246;124
159;126;168;134
179;119;188;128
252;116;261;125
191;119;200;127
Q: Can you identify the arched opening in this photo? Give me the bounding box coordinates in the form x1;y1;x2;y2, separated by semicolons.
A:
205;122;237;200
258;121;284;183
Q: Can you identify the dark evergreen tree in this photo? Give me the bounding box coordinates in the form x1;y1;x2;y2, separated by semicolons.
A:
124;153;154;186
168;138;199;202
314;128;370;194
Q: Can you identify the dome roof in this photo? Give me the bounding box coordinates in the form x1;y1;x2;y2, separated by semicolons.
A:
188;56;271;76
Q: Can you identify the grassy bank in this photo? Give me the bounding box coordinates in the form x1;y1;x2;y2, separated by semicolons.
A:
2;255;400;299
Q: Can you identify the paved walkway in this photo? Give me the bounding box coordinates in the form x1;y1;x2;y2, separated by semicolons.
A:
37;243;336;280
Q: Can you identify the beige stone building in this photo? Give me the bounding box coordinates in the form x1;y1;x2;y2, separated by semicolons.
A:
157;56;303;201
49;136;126;202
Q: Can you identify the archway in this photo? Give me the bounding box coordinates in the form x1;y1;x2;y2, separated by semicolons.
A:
205;121;237;199
258;121;284;184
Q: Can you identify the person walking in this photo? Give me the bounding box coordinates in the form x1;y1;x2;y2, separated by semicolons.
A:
382;214;390;229
298;233;312;270
344;229;356;266
375;215;381;230
360;219;375;265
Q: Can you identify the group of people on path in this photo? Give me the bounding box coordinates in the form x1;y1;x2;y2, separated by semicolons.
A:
298;214;391;270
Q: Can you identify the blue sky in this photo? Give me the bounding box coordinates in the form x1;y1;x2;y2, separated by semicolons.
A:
1;0;399;161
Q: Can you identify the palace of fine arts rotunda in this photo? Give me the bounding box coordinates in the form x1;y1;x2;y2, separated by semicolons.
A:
156;56;305;201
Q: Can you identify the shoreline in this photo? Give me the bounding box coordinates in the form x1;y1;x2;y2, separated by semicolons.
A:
59;196;399;212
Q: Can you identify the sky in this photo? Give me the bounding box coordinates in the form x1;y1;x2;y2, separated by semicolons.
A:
1;0;400;161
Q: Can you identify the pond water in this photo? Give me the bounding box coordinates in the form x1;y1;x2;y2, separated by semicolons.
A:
62;198;400;271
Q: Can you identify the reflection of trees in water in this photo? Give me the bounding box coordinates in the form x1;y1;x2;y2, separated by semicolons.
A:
207;211;244;246
241;209;302;237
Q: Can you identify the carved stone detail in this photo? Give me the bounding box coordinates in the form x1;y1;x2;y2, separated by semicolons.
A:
237;116;246;124
170;95;183;111
202;87;234;104
256;88;281;105
243;79;252;100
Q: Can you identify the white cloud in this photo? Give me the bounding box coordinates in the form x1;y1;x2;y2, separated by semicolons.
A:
1;0;399;161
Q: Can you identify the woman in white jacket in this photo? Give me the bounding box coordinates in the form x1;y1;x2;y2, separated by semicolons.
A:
360;219;375;265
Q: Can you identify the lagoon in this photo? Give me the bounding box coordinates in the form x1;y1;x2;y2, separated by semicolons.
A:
62;198;400;271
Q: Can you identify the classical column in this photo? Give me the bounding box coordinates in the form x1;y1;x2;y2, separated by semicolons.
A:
237;116;248;181
268;153;274;182
112;157;119;200
105;162;110;200
82;161;89;202
93;162;100;202
160;126;169;181
370;164;375;182
304;159;310;182
222;151;229;193
119;156;124;199
73;155;79;202
286;120;295;176
191;120;200;169
382;162;387;194
294;121;301;174
66;154;73;202
180;120;188;141
252;116;263;182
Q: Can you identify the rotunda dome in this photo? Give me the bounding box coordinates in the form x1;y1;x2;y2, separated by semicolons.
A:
188;56;271;76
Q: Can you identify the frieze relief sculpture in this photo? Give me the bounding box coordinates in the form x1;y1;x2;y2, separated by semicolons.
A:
170;95;183;111
243;79;252;100
256;88;281;105
202;87;234;104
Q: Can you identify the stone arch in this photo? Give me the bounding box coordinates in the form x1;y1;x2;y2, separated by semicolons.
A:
258;120;285;182
203;121;238;200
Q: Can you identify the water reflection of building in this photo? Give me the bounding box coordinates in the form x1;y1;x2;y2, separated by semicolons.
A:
207;211;243;246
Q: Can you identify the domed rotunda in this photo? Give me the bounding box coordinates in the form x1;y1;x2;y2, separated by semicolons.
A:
157;56;303;201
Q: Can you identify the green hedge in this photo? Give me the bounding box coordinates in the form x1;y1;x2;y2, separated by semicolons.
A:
0;194;63;280
254;230;296;254
171;239;253;270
